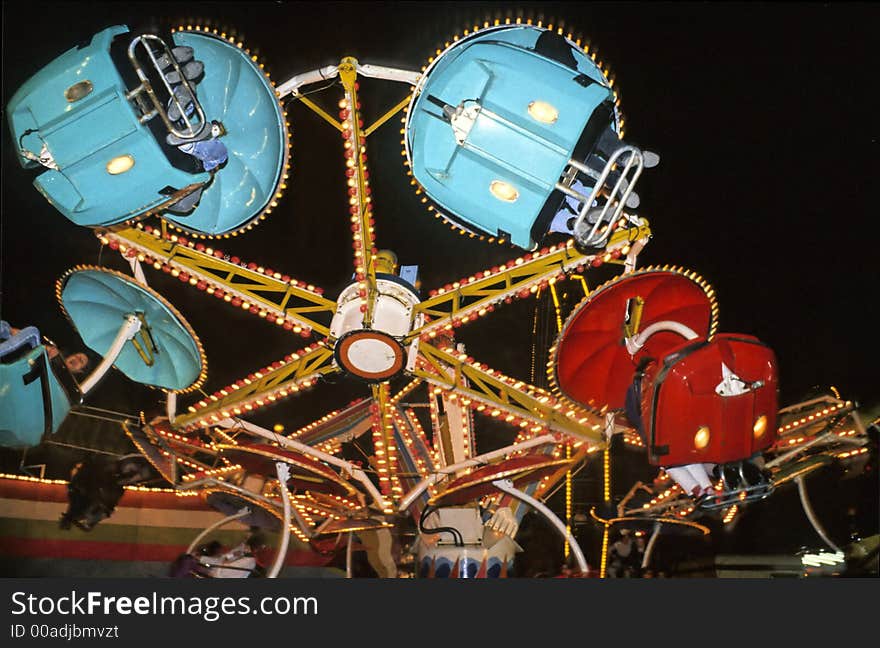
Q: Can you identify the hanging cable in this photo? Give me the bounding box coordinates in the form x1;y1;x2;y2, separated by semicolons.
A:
45;440;125;457
418;504;463;547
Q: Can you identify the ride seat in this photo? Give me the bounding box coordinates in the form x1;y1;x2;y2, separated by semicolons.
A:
0;322;72;448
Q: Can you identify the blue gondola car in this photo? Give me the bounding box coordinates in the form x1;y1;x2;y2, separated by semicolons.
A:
406;25;642;250
0;323;75;448
7;25;288;236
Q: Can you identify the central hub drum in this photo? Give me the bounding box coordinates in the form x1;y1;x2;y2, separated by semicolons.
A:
330;275;421;382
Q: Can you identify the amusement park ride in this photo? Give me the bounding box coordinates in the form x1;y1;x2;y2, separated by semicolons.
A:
0;13;875;579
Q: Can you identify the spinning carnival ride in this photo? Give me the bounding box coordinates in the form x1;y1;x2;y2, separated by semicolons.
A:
2;17;875;578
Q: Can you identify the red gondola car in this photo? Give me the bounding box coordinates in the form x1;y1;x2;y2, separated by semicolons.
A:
553;268;781;508
634;334;779;467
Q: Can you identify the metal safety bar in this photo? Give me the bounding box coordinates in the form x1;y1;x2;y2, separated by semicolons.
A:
557;145;645;249
126;34;207;140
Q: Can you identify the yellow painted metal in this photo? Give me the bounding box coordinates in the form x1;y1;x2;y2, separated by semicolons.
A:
564;442;572;559
549;282;564;334
297;95;343;132
130;313;157;367
373;249;398;274
570;274;590;297
108;227;337;336
600;438;612;577
412;341;605;443
623;296;645;339
600;519;609;578
407;223;650;341
363;94;412;138
174;344;339;429
339;57;379;328
529;444;593;498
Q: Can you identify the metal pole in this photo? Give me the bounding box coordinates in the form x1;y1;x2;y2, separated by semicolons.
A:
641;521;662;570
166;392;177;425
796;475;842;553
79;314;142;395
186;508;251;555
492;478;588;575
267;462;292;579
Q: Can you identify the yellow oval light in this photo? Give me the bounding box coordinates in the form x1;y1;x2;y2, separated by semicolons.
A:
694;426;711;450
106;155;135;175
528;100;559;124
753;415;768;439
489;180;519;202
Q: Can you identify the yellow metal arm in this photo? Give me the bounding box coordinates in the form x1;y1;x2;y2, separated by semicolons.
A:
106;227;337;336
411;341;605;444
363;94;412;137
297;95;344;132
174;344;339;430
407;223;650;342
337;58;381;328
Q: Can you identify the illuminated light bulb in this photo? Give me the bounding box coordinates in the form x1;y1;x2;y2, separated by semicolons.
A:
489;180;519;202
106;155;135;175
753;415;768;439
694;426;711;449
527;100;559;124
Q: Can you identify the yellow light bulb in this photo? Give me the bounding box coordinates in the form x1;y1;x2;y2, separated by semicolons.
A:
753;415;768;439
106;155;135;175
527;100;559;124
489;180;519;202
694;426;711;449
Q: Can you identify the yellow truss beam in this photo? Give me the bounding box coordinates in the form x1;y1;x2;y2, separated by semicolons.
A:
411;342;605;444
175;344;339;430
363;94;411;138
407;223;650;341
107;227;337;336
297;95;343;132
338;58;380;329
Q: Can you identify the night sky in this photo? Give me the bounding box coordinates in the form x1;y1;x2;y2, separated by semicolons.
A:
1;2;877;565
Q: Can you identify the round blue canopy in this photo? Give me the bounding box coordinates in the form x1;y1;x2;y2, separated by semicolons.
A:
58;267;206;393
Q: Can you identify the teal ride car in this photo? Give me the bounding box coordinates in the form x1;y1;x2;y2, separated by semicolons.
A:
406;25;644;251
7;25;288;236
